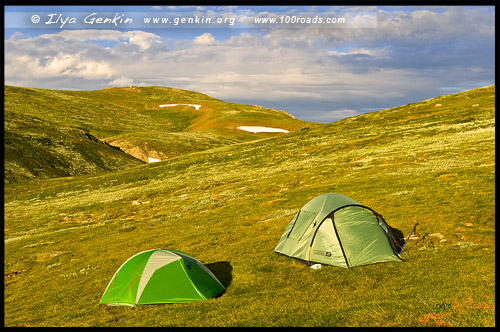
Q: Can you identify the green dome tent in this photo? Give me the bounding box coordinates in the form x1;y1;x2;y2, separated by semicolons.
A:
274;193;403;268
100;249;225;306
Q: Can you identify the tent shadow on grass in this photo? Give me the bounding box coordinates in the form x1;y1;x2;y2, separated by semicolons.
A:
205;261;233;290
388;226;405;249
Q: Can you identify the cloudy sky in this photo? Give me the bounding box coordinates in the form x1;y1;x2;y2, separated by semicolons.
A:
4;5;495;123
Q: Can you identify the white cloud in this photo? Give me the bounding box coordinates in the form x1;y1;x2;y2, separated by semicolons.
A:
193;33;216;45
50;54;113;79
123;31;163;50
4;6;494;122
39;29;124;42
34;29;164;51
5;51;114;81
109;76;135;86
328;47;388;58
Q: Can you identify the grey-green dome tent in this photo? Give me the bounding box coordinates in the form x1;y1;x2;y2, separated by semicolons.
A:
274;193;403;268
100;249;225;306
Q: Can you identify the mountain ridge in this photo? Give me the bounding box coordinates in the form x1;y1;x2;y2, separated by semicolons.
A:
4;85;317;183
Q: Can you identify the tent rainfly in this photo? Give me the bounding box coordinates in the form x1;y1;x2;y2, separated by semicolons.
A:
274;193;403;268
100;249;225;306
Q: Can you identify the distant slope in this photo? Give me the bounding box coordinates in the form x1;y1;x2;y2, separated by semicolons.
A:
4;85;494;327
4;110;144;184
4;85;316;183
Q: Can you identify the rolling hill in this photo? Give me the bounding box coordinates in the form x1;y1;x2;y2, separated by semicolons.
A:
4;85;317;183
3;85;495;327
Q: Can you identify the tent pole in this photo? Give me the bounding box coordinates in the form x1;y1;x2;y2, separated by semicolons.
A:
308;245;312;267
399;223;419;254
330;216;350;269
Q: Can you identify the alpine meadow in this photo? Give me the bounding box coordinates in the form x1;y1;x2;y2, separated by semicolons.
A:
3;85;495;327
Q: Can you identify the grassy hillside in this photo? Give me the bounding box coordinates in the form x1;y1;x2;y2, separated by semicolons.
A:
4;113;144;183
3;85;495;327
4;85;315;183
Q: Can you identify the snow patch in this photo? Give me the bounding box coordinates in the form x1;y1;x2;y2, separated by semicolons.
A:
237;126;289;133
159;104;201;110
148;157;160;163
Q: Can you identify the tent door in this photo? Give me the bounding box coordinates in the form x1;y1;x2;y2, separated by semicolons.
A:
309;217;349;268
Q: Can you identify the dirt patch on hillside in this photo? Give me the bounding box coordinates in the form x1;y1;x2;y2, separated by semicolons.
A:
418;313;452;327
36;251;67;262
105;140;164;163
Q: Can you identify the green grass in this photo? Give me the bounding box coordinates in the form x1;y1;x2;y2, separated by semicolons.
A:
3;85;495;327
4;85;316;182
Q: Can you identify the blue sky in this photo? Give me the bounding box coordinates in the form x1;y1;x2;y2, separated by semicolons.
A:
4;5;495;122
